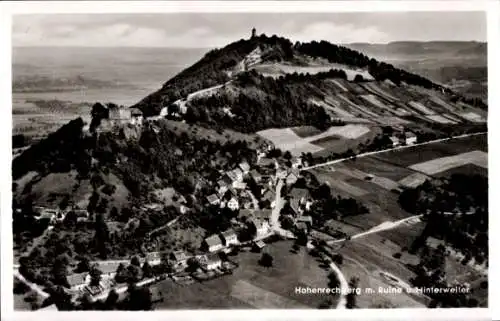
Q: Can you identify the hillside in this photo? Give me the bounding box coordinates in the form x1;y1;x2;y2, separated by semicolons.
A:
345;41;487;100
132;34;486;134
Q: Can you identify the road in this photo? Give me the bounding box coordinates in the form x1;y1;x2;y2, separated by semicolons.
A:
327;214;423;245
14;269;50;299
269;178;295;239
301;132;487;171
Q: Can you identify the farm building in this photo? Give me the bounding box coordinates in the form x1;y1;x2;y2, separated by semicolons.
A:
170;250;189;269
296;215;313;226
250;169;262;183
289;188;310;215
248;217;271;237
206;194;220;206
239;161;251;174
405;132;417;145
286;172;298;185
296;222;309;233
199;253;222;271
261;189;276;208
389;136;400;147
67;273;90;291
202;234;224;252
145;252;162;265
233;181;247;190
253;240;266;252
220;229;239;246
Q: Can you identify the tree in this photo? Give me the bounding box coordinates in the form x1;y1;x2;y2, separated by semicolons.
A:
89;264;103;287
283;150;292;160
115;263;128;283
127;286;153;311
142;261;154;278
346;277;360;309
104;289;119;310
333;254;343;265
259;253;273;267
327;272;340;289
130;256;141;267
76;256;91;272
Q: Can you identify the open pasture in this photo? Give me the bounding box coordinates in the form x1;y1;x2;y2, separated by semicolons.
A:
372;134;487;168
398;173;431;188
346;157;415;181
154;241;333;309
434;163;488;178
408;150;487;175
257;128;324;156
426;114;457;124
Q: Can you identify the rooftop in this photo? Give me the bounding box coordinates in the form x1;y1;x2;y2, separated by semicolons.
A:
204;234;223;247
289;188;310;200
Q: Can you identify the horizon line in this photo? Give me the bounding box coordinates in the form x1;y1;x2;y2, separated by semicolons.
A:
12;39;487;49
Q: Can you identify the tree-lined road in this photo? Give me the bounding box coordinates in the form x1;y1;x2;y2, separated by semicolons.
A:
301;132;487;171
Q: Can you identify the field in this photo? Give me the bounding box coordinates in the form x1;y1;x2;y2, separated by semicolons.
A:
408;150;487;175
336;230;428;308
251;63;374;81
257;124;372;156
371;134;487;168
154;241;335;309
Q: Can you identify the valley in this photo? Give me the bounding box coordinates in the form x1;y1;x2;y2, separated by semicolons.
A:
11;33;488;311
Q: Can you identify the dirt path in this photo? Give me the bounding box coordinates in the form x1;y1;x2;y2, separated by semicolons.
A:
302;132;487;171
14;269;50;299
327;214;423;245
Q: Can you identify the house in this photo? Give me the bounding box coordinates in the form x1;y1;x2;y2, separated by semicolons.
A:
297;215;313;226
130;108;143;125
67;273;90;291
286;172;298;185
291;157;303;169
170;250;189;269
220;229;239;246
389;136;400;147
239;161;250;174
227;197;239;211
262;189;276;208
36;208;58;221
206;194;220;206
199;253;222;271
253;240;266;252
202;234;224;252
305;200;314;211
258;157;274;167
296;222;309;233
226;171;238;183
289;188;310;215
405;132;417;145
248;217;270;237
232;181;247;190
145;252;162;265
233;168;244;182
174;204;189;214
249;169;262;183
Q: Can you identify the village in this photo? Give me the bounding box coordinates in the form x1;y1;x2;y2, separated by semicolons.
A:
17;106;326;309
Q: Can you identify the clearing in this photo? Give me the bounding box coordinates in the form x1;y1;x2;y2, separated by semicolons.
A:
408;150;488;175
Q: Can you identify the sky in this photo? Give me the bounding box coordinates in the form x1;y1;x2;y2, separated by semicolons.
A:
12;12;487;48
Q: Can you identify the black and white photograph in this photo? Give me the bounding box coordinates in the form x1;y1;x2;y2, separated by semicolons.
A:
2;1;496;316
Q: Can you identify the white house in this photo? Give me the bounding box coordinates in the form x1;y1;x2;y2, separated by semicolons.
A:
67;273;90;291
220;229;239;246
203;234;224;252
239;161;250;174
227;197;239;211
199;253;222;271
405;132;417;145
389;136;400;147
249;218;270;237
170;250;189;269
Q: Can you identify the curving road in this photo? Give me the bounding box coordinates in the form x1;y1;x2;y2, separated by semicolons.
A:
301;132;487;171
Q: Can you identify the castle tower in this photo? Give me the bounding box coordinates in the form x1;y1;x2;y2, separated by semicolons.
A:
251;27;256;39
